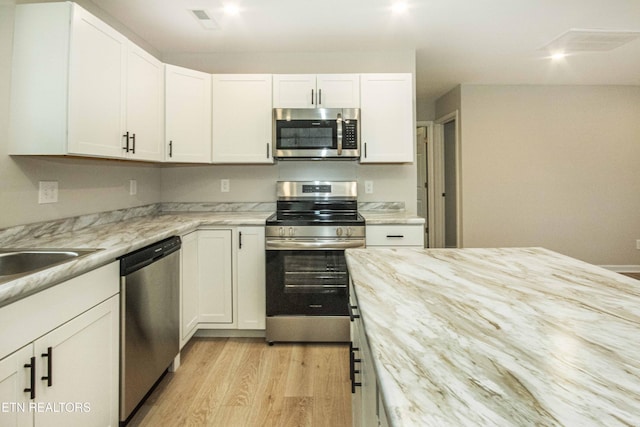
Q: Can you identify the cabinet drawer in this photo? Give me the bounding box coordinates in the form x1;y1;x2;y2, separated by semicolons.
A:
366;225;424;247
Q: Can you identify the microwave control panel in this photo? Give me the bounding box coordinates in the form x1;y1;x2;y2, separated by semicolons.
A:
343;121;358;149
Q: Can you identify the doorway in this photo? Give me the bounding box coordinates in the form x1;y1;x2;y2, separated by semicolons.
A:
423;111;460;248
416;123;433;247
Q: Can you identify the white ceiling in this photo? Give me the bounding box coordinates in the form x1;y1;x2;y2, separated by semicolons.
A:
88;0;640;101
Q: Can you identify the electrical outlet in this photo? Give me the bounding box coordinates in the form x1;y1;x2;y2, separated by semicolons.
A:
221;179;230;193
364;180;374;194
38;181;58;204
129;179;137;196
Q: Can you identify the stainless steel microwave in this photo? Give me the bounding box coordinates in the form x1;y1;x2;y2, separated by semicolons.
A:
273;108;360;159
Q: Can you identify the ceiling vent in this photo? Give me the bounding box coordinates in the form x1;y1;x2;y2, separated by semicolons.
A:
543;28;640;53
189;9;219;30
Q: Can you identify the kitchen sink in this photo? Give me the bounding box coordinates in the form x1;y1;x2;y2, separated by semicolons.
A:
0;249;100;283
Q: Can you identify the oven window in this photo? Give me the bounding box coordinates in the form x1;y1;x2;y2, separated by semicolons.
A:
266;249;349;316
276;120;336;149
284;252;347;293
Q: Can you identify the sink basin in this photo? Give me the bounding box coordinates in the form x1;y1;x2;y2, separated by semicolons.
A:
0;249;100;283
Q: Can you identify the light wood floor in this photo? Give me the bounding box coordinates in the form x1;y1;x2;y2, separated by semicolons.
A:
622;272;640;280
127;338;352;427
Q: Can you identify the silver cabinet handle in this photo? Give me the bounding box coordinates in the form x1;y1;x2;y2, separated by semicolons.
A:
311;89;315;105
336;113;343;156
122;132;130;152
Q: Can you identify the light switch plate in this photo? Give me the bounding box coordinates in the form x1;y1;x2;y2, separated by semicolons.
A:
38;181;58;204
129;180;137;196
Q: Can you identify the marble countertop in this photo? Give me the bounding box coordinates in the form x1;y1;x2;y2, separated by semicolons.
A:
0;211;272;308
360;211;425;225
345;247;640;426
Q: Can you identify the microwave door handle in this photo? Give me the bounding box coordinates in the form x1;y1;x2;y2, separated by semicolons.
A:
336;113;343;156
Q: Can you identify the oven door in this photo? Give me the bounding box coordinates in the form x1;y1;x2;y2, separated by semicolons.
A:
266;249;349;316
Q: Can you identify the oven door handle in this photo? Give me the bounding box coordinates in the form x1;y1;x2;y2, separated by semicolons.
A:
265;239;365;250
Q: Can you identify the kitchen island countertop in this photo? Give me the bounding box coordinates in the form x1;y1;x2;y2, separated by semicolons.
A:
345;247;640;426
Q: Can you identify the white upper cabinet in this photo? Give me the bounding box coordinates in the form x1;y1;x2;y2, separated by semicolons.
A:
273;74;360;109
124;44;164;161
165;65;212;163
211;74;273;164
67;4;127;158
359;73;414;163
10;2;164;161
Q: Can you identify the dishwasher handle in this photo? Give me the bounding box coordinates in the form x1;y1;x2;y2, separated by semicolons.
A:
119;236;181;276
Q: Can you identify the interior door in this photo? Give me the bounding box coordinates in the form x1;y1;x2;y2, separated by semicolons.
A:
416;126;428;247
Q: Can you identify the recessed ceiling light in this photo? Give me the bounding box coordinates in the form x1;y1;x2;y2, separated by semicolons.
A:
550;52;567;60
391;2;408;14
224;4;240;15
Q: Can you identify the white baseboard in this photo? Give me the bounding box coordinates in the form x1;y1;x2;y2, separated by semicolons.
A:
599;265;640;273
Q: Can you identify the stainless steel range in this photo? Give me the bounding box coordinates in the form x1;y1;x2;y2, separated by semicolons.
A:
265;181;365;343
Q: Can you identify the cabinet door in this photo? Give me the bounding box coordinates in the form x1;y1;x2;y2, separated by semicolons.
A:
0;345;33;427
165;64;212;163
273;74;316;108
180;231;199;346
350;296;363;427
34;295;119;427
358;326;378;427
125;43;164;162
236;227;266;330
360;73;414;163
67;4;127;158
198;230;233;324
211;75;273;164
316;74;360;108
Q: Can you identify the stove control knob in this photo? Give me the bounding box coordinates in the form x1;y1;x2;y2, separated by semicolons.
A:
346;227;353;237
278;227;285;237
288;227;295;237
336;227;343;237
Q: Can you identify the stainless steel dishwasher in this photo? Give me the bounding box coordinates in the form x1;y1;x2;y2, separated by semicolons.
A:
119;236;181;423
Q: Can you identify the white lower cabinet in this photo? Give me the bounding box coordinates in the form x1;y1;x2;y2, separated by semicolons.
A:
197;229;233;325
180;231;199;347
236;227;266;330
0;345;32;426
350;281;388;427
180;227;266;338
0;263;119;427
366;224;424;247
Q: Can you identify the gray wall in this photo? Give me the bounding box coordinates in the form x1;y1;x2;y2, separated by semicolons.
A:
436;84;640;266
